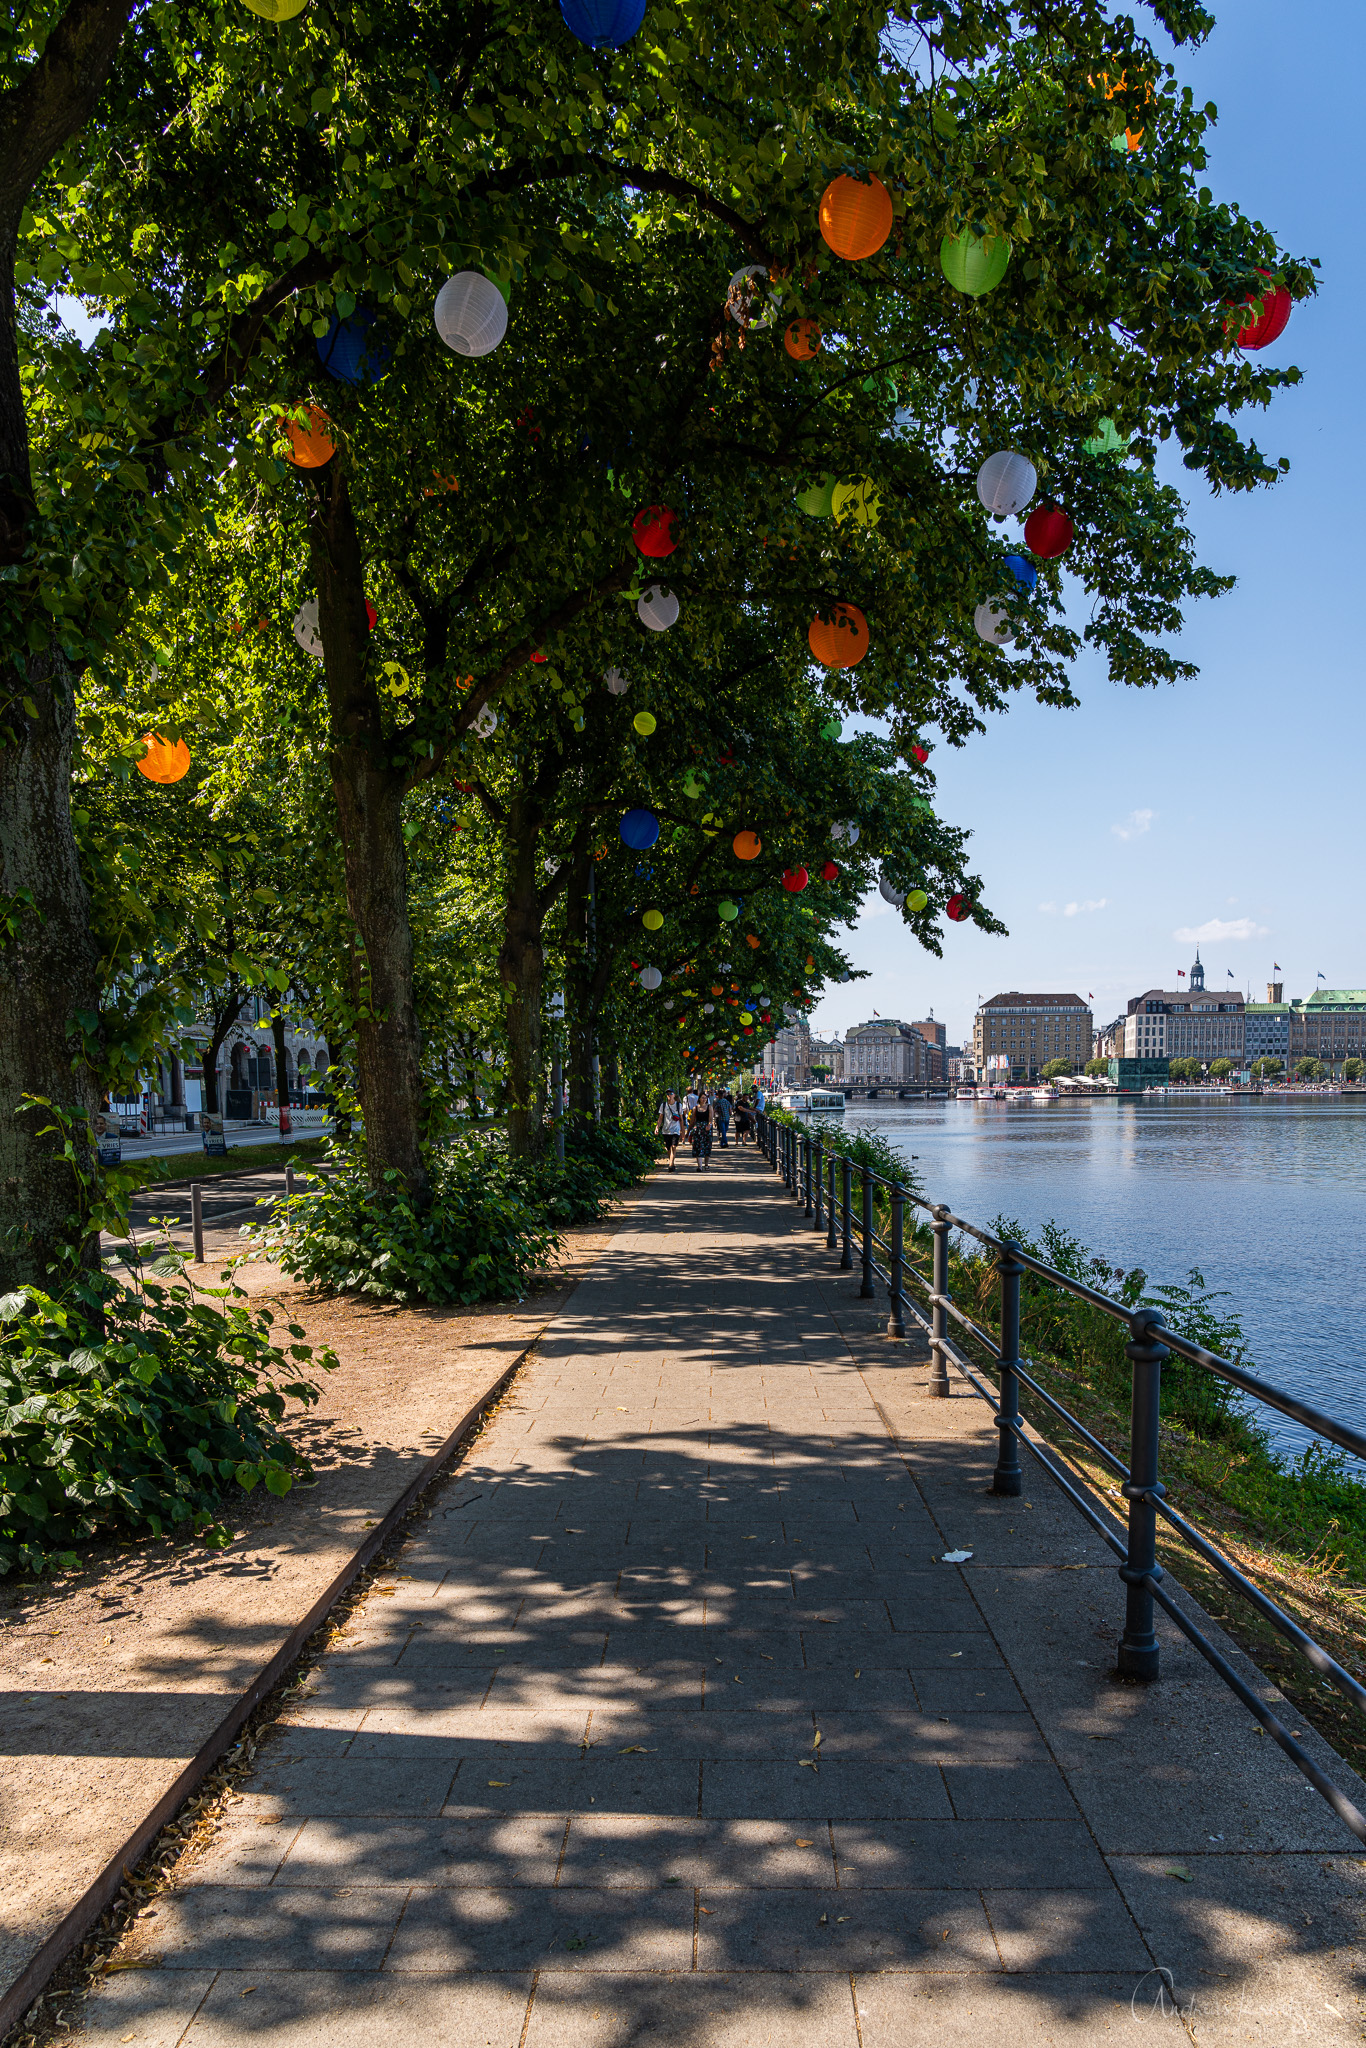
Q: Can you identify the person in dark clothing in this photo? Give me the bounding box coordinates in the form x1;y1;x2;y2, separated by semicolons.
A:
690;1090;714;1169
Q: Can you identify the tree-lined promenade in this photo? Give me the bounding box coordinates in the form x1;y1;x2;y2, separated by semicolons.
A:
0;0;1307;1565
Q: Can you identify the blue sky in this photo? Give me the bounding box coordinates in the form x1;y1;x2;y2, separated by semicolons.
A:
814;0;1362;1050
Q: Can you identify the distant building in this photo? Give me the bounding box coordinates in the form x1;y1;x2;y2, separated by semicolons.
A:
843;1018;928;1086
761;1012;811;1089
909;1015;946;1083
974;993;1094;1084
1123;953;1244;1065
808;1036;844;1080
1287;989;1366;1074
1245;981;1291;1067
1094;1017;1125;1061
1109;1056;1170;1095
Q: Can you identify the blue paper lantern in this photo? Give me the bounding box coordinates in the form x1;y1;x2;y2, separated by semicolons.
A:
619;807;660;850
316;307;392;386
559;0;645;48
1004;553;1037;591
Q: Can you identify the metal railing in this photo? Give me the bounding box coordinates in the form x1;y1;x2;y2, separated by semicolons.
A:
755;1109;1366;1845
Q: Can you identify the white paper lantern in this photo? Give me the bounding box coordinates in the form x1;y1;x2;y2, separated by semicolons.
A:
472;702;499;737
974;600;1016;646
976;450;1037;519
879;873;906;906
604;666;629;694
831;819;861;846
292;599;322;660
434;272;508;358
758;994;770;1006
703;1002;715;1014
719;961;732;972
637;584;679;632
640;965;662;991
725;263;778;330
663;997;675;1010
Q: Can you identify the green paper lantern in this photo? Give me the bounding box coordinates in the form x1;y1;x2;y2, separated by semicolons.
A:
907;888;928;912
718;899;739;922
821;717;842;742
940;230;1011;297
643;908;664;930
1083;417;1127;457
796;474;836;518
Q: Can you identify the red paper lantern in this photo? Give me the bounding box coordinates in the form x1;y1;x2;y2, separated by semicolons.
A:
366;601;377;631
1234;269;1291;352
1024;504;1073;559
632;505;678;558
782;867;809;892
530;649;548;663
911;743;928;765
946;893;972;923
821;861;839;881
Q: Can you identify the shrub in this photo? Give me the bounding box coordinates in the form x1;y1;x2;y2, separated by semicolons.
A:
0;1264;334;1575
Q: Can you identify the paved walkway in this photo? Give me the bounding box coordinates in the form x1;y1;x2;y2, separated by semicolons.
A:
80;1145;1365;2045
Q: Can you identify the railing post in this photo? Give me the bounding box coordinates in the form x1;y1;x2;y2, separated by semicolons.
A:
802;1133;813;1215
928;1206;951;1397
859;1170;875;1298
840;1158;853;1270
886;1180;906;1339
991;1239;1024;1496
285;1163;296;1199
780;1125;789;1189
1117;1310;1169;1681
811;1136;822;1227
825;1152;838;1252
191;1182;204;1265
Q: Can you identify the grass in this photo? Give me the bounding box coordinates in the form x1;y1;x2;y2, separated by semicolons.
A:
901;1212;1366;1779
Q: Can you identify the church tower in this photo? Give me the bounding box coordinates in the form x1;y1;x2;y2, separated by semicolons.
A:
1189;949;1205;993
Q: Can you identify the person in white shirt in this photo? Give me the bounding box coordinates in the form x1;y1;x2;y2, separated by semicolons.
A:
657;1090;683;1171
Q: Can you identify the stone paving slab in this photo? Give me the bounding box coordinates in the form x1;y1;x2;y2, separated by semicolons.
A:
75;1144;1366;2045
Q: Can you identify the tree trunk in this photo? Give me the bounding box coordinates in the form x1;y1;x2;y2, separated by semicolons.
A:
202;991;247;1114
310;468;428;1201
0;652;102;1290
565;858;595;1124
498;794;545;1160
269;1007;292;1133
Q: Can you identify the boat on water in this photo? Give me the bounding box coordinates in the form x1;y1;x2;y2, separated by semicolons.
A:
1030;1086;1058;1102
775;1087;846;1113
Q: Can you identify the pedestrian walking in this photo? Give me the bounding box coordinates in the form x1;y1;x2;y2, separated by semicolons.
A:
657;1089;683;1171
716;1089;732;1147
690;1089;714;1170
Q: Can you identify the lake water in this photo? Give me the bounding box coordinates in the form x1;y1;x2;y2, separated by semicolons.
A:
833;1095;1366;1468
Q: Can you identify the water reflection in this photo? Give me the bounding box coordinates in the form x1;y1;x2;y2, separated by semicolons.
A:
835;1096;1366;1461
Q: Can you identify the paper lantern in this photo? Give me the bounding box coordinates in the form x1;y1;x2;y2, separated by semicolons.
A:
725;264;778;331
908;888;928;912
434;272;508;357
831;819;860;846
471;703;499;739
530;649;548;664
293;599;322;659
910;742;928;765
604;666;629;694
281;404;335;468
733;830;762;861
940;230;1011;297
745;933;761;948
819;173;893;261
821;718;842;741
718;899;739;922
1084;417;1127;457
808;604;868;669
740;1011;753;1026
620;808;660;850
879;874;905;906
136;733;191;784
1024;503;1073;559
632;712;658;739
974;601;1015;646
1004;553;1037;591
821;860;839;881
638;584;679;632
642;908;664;931
1096;71;1151;152
977;451;1036;518
783;868;809;893
832;477;880;529
1234;270;1292;352
559;0;645;47
632;505;678;558
700;812;721;837
946;893;972;922
316;307;390;385
784;318;821;360
640;966;662;990
796;474;836;518
243;0;309;18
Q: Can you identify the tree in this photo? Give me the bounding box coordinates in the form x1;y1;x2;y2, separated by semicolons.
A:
1041;1058;1072;1080
1295;1057;1325;1081
1343;1059;1362;1083
1084;1057;1109;1078
1209;1058;1232;1080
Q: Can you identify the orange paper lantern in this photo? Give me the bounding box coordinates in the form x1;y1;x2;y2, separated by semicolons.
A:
808;603;869;669
280;405;336;468
136;733;191;785
784;318;822;361
745;933;761;949
733;830;762;861
818;174;893;262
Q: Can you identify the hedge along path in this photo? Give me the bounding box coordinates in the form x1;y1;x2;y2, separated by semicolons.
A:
0;1199;642;2043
